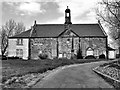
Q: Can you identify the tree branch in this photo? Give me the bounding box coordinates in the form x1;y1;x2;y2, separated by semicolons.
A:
103;0;120;23
97;13;116;27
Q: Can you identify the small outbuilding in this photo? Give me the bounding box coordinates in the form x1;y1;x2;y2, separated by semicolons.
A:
108;46;116;59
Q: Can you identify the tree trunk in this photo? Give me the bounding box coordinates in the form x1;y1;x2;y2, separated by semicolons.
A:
2;51;5;60
2;52;4;57
119;47;120;58
2;49;5;56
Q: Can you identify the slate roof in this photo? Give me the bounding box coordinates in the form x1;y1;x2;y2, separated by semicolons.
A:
108;47;116;51
10;24;107;38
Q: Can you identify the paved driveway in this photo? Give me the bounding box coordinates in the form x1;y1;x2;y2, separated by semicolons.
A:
33;61;114;88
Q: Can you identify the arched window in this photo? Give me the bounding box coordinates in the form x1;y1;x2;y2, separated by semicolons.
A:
86;47;94;56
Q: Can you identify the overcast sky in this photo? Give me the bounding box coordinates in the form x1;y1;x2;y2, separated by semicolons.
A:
1;0;100;29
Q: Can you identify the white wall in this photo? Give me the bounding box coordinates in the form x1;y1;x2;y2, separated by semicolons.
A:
109;51;115;59
0;48;1;55
8;38;29;59
8;39;16;57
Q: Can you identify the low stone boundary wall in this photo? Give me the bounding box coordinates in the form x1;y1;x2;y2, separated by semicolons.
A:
93;66;120;88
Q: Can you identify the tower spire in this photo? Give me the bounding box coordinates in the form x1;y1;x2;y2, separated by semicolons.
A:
65;6;72;24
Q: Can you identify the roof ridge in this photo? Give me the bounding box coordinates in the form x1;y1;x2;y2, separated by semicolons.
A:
36;24;64;26
36;23;99;25
73;23;98;25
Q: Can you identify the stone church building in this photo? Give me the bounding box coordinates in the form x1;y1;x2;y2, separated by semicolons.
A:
8;7;108;60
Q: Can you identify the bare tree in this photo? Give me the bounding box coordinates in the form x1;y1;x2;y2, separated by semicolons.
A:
1;19;25;57
15;22;25;35
96;0;120;57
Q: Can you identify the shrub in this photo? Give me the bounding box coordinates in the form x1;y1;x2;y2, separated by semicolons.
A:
76;49;83;59
2;55;7;60
71;54;77;59
60;59;74;66
38;53;48;59
116;54;120;58
118;59;120;65
99;54;106;59
85;55;96;59
8;56;20;59
53;57;58;59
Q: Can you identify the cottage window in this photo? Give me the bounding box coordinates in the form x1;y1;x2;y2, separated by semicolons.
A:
17;39;23;45
16;49;23;57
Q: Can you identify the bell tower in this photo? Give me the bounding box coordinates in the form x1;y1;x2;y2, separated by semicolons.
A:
65;6;72;24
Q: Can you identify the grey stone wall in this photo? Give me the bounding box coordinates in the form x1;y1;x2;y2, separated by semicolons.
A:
80;38;106;57
31;38;57;59
30;37;106;59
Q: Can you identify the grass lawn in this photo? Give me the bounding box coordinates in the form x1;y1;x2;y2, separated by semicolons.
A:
2;58;107;83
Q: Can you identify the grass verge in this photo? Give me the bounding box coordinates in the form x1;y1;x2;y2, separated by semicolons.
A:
2;58;107;83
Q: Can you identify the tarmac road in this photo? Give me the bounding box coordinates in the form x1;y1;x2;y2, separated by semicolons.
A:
33;61;114;88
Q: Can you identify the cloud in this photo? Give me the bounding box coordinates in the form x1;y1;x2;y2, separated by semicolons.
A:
20;13;25;16
18;2;45;15
43;16;64;24
2;0;100;24
41;0;98;24
52;0;99;23
4;1;46;15
1;0;39;2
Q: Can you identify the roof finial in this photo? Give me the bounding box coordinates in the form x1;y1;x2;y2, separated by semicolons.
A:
34;20;36;25
67;6;68;9
98;20;100;24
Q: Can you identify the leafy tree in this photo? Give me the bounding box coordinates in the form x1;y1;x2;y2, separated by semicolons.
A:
1;19;25;57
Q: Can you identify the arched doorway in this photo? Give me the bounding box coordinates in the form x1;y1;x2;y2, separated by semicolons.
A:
86;47;94;56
